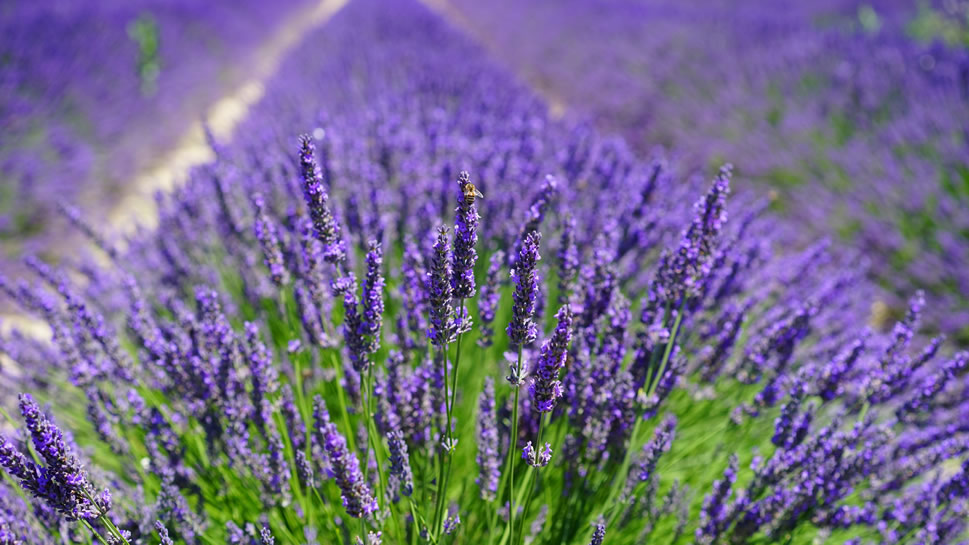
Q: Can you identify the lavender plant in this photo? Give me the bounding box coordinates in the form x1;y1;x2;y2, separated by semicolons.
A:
449;0;969;343
1;1;968;545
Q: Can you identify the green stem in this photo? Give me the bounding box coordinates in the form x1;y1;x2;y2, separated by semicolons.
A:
433;342;452;540
329;352;358;453
646;307;684;399
435;298;467;540
82;520;110;545
505;346;524;545
518;414;547;545
449;300;465;417
362;365;402;543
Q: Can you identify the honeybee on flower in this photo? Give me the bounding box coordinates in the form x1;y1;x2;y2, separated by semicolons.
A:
462;180;485;205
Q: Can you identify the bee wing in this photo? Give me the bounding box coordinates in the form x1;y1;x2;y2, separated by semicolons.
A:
473;187;485;199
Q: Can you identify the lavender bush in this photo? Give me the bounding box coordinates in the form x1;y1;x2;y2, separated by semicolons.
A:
1;0;968;544
449;0;969;342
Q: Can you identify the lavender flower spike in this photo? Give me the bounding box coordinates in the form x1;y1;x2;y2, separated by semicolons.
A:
476;377;501;501
452;170;480;300
387;429;414;498
0;394;108;521
313;396;377;518
155;521;174;545
361;240;385;357
588;518;606;545
557;213;579;304
427;225;456;348
477;250;505;348
299;134;346;264
252;193;289;287
530;305;574;412
507;230;541;350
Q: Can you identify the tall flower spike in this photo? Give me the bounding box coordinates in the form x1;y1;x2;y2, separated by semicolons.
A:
477;250;505;348
1;394;107;520
333;274;369;373
656;165;731;303
507;230;541;350
476;377;501;501
252;193;289;287
427;226;456;348
387;430;414;498
588;518;606;545
313;396;377;518
260;526;275;545
361;240;385;357
557;213;579;304
636;414;676;483
530;305;574;412
299;134;346;264
155;521;175;545
696;454;738;544
452;171;480;300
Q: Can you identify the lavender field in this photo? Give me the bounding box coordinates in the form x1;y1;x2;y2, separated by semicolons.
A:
0;1;967;544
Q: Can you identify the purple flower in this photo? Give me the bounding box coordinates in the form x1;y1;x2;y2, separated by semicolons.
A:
635;414;676;483
298;135;346;265
507;230;541;351
333;274;369;373
251;193;289;287
696;455;738;544
476;377;501;501
155;521;174;545
452;170;480;299
295;450;316;489
313;396;377;518
443;512;461;535
517;175;558;254
655;166;731;304
427;226;456;348
387;430;414;498
361;240;385;354
530;305;574;412
522;441;552;467
588;518;605;545
0;394;108;521
557;213;579;304
260;525;275;545
477;250;505;348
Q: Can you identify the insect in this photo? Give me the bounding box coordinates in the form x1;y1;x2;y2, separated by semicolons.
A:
462;181;484;204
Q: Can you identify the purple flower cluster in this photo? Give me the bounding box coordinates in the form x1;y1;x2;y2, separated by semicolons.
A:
447;0;969;338
507;231;541;351
0;0;967;544
313;397;377;518
0;395;108;521
529;305;574;412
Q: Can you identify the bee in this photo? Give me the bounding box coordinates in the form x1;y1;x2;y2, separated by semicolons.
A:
462;181;484;205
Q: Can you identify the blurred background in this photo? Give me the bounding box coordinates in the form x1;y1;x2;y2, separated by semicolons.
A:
2;0;968;341
1;0;316;260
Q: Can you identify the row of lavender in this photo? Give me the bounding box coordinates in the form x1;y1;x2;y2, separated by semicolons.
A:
0;0;311;257
1;0;968;544
449;0;969;341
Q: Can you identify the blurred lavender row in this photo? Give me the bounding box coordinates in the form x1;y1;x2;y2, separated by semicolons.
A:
0;0;313;259
448;0;969;341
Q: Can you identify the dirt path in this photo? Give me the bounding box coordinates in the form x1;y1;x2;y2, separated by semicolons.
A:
0;0;349;340
110;0;350;232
